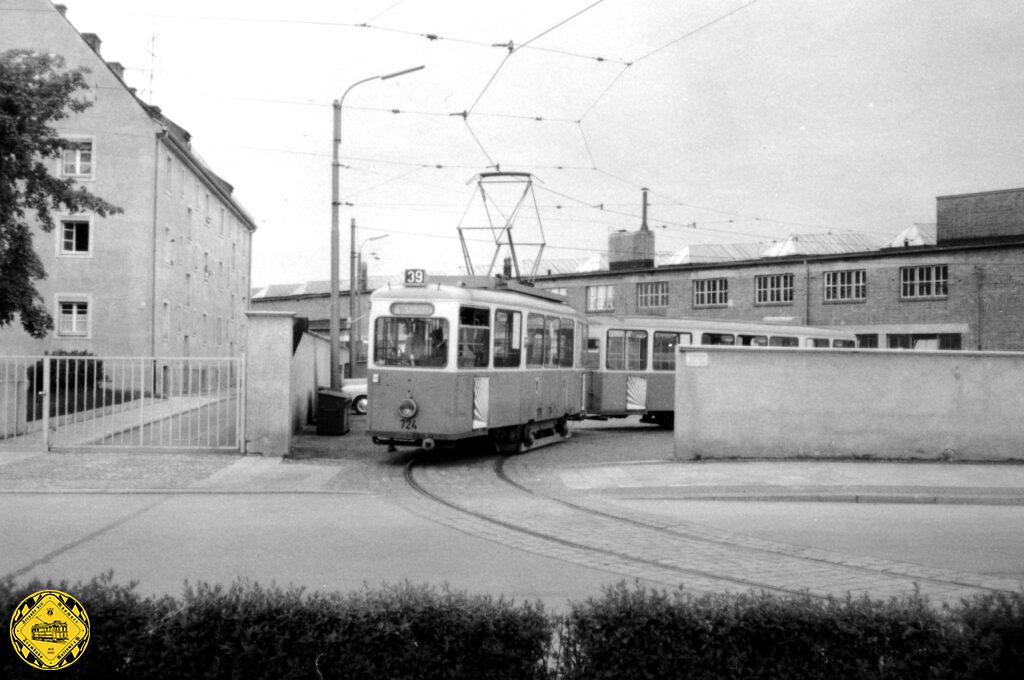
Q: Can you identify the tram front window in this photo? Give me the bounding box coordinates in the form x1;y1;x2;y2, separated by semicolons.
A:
373;317;449;367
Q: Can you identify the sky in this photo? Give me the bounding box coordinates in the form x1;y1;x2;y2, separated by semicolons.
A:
49;0;1024;286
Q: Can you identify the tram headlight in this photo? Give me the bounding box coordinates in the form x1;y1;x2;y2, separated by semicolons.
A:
398;398;418;419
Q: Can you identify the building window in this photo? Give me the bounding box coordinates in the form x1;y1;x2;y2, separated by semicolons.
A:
693;278;728;307
901;265;948;299
637;281;669;309
59;219;91;255
162;301;171;341
754;274;793;304
56;299;89;337
60;140;93;178
586;285;615;312
824;269;866;302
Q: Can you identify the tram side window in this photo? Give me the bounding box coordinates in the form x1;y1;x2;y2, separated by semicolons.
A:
833;339;856;348
585;337;600;369
701;333;735;346
493;309;521;368
545;317;560;367
374;317;449;367
606;330;625;370
458;306;490;368
739;334;768;346
768;336;798;347
627;330;648;369
607;329;647;370
808;338;830;348
578;323;588;367
557;317;575;367
526;313;546;367
653;331;690;370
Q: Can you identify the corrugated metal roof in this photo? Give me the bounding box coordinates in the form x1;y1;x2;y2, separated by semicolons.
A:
761;232;884;257
661;242;765;265
522;256;607;275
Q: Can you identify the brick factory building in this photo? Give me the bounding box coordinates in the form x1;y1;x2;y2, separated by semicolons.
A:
534;187;1024;351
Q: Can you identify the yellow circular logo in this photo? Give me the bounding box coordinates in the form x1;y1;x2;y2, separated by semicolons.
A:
9;589;90;670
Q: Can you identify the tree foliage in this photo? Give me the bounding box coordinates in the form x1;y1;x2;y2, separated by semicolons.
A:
0;49;121;338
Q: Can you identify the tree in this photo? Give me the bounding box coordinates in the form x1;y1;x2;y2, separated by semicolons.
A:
0;49;121;338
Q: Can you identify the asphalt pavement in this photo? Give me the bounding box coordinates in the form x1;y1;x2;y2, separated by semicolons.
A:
1;416;1023;503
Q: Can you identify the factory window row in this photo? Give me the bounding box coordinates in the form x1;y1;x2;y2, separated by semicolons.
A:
581;265;950;312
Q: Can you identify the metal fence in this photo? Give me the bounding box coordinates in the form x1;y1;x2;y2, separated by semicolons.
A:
0;356;243;452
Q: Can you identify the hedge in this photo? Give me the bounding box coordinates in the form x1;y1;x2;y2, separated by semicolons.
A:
1;573;552;680
558;583;1024;680
2;576;1022;679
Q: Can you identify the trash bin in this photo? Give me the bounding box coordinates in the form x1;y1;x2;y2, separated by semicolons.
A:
316;388;350;435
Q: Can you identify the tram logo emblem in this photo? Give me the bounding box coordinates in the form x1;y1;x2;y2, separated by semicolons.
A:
9;589;90;670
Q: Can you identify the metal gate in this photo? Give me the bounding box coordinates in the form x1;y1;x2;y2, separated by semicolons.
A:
0;356;243;452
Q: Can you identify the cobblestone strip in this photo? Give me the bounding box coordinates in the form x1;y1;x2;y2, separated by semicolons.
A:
408;457;1012;604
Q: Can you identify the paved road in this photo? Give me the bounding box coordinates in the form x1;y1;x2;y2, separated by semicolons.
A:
2;416;1022;612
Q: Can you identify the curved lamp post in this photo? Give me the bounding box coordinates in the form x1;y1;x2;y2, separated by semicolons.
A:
330;65;424;388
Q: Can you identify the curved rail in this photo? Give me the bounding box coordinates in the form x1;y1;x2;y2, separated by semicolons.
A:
402;453;1017;600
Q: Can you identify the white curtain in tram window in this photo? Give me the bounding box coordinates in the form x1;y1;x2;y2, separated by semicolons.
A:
473;377;489;429
626;375;647;411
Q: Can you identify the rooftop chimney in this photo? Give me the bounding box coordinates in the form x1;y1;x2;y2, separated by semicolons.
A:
106;61;124;79
641;187;649;231
54;4;67;16
81;32;101;56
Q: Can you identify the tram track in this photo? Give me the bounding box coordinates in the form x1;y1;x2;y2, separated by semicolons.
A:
403;452;1020;603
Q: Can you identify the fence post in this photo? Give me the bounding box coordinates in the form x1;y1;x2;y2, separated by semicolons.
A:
41;357;51;452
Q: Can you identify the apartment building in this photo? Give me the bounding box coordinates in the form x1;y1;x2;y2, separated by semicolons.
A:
0;0;255;358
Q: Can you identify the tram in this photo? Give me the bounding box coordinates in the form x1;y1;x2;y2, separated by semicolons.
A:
585;315;857;428
367;274;588;452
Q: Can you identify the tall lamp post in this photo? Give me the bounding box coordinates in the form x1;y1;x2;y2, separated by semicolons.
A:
330;64;424;389
351;233;389;379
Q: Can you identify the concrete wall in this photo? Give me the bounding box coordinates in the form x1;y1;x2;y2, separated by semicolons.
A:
244;312;295;457
674;347;1024;461
290;332;330;432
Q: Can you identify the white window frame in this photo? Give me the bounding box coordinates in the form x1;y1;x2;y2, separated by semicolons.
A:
56;217;93;257
55;294;92;338
59;137;94;179
637;281;669;309
824;269;866;302
586;284;615;312
900;264;948;300
693;278;728;308
754;273;794;305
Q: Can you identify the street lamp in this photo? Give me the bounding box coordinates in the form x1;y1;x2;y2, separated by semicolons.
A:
351;233;389;379
330;65;424;388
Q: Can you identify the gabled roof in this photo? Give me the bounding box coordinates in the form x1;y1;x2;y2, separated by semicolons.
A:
885;223;937;248
251;275;395;300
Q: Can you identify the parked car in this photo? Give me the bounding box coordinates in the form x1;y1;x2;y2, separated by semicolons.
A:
340;379;367;415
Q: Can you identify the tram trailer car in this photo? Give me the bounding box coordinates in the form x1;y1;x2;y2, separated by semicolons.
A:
585;316;857;428
367;279;588;452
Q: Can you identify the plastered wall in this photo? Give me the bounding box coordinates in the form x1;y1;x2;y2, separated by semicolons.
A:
674;347;1024;461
